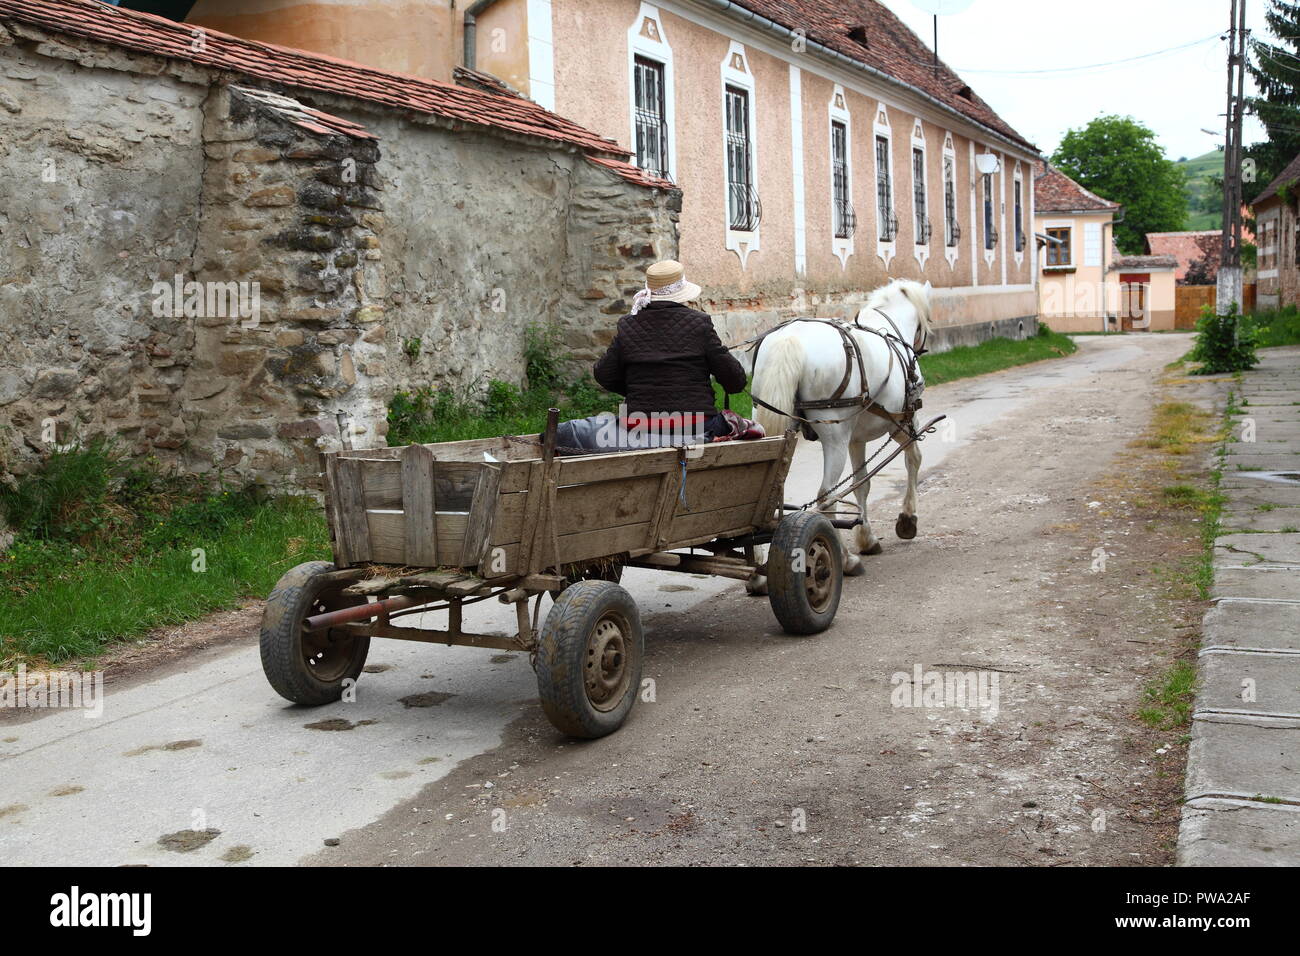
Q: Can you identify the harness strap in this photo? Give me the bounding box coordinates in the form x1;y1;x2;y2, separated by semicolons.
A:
745;312;926;437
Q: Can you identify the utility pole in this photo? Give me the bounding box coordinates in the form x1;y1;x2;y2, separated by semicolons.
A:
1218;0;1248;315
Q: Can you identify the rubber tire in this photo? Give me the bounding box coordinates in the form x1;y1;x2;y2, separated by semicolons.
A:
260;561;370;706
767;511;844;635
535;580;644;739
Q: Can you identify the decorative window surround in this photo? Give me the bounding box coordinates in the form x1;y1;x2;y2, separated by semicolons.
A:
721;40;759;269
942;132;959;269
968;141;979;286
873;103;895;267
829;84;853;270
999;151;1007;285
1012;160;1025;269
627;4;677;181
789;65;806;276
526;0;555;111
981;148;996;269
911;119;929;270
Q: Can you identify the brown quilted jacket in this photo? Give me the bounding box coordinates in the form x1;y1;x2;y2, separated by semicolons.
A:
592;302;748;416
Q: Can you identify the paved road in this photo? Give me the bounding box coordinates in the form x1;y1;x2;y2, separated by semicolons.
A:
1;334;1183;866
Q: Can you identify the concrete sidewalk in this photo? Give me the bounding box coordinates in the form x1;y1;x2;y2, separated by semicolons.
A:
1178;346;1300;866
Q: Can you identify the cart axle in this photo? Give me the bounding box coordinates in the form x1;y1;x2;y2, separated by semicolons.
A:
304;594;417;632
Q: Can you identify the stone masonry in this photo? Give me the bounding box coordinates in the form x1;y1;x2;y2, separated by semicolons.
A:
0;18;680;493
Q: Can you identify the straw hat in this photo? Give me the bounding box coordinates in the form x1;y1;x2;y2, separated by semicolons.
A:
631;260;702;313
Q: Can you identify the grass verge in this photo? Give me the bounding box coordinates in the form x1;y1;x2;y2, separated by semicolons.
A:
1250;305;1300;349
1128;382;1231;730
0;441;329;666
1137;658;1199;730
918;324;1078;386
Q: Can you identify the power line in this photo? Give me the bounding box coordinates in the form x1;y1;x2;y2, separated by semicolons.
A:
952;33;1221;76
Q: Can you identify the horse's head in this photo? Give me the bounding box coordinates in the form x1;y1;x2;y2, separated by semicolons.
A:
860;279;933;351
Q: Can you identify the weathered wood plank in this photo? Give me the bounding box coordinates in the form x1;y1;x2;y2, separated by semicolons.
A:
551;474;663;535
663;503;758;544
555;521;655;566
528;465;562;574
673;461;770;516
516;461;547;575
362;459;485;510
322;453;350;566
464;463;502;568
400;444;438;567
332;456;372;564
365;511;466;566
649;464;683;550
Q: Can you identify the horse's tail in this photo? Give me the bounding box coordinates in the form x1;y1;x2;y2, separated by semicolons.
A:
752;333;805;437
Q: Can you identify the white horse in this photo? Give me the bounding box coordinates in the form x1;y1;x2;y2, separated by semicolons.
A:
734;279;934;589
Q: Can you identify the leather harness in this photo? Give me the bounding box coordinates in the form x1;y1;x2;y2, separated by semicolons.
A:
742;309;929;438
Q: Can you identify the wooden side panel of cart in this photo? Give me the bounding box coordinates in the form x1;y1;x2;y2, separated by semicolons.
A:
321;432;798;580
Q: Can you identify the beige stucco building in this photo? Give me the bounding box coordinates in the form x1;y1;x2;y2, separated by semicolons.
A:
186;0;1043;348
1033;162;1177;332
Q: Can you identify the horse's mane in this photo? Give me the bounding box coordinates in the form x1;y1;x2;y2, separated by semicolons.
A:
864;279;933;337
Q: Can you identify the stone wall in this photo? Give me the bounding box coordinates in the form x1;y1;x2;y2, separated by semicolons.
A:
0;24;680;490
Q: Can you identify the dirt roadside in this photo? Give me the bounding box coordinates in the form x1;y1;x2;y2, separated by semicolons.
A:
300;335;1225;867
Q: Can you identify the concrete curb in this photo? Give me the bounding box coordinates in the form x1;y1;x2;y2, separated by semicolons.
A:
1178;347;1300;866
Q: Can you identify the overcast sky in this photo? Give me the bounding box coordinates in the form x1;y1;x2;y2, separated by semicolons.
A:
888;0;1267;162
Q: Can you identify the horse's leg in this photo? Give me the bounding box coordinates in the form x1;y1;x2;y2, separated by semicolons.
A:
895;417;921;540
746;539;770;596
818;430;865;576
848;439;883;555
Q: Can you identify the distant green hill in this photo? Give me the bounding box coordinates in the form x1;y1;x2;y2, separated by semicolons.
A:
1176;149;1224;231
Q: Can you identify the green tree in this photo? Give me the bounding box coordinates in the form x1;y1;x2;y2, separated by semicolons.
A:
1051;115;1188;254
1246;1;1300;188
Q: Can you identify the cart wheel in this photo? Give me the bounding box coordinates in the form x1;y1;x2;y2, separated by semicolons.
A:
260;561;370;706
535;580;643;739
767;511;843;635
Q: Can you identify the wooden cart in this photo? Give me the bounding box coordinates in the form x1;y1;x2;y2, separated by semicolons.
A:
260;423;844;737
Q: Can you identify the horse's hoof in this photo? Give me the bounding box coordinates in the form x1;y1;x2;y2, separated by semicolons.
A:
861;541;884;556
896;513;918;540
844;555;866;576
745;573;769;596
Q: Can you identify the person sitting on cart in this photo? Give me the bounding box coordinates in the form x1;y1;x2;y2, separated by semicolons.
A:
557;260;753;452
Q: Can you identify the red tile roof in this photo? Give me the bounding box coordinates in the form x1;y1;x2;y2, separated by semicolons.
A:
234;87;378;141
1254;152;1300;206
0;0;669;187
1145;231;1222;282
1033;161;1119;214
729;0;1036;152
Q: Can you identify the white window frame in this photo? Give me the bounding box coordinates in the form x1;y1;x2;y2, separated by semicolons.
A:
1043;221;1074;269
942;132;959;269
1012;161;1025;268
873;103;895;267
980;149;997;269
968;141;980;285
828;85;853;270
911;119;929;269
998;151;1007;284
721;41;759;268
626;4;676;182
